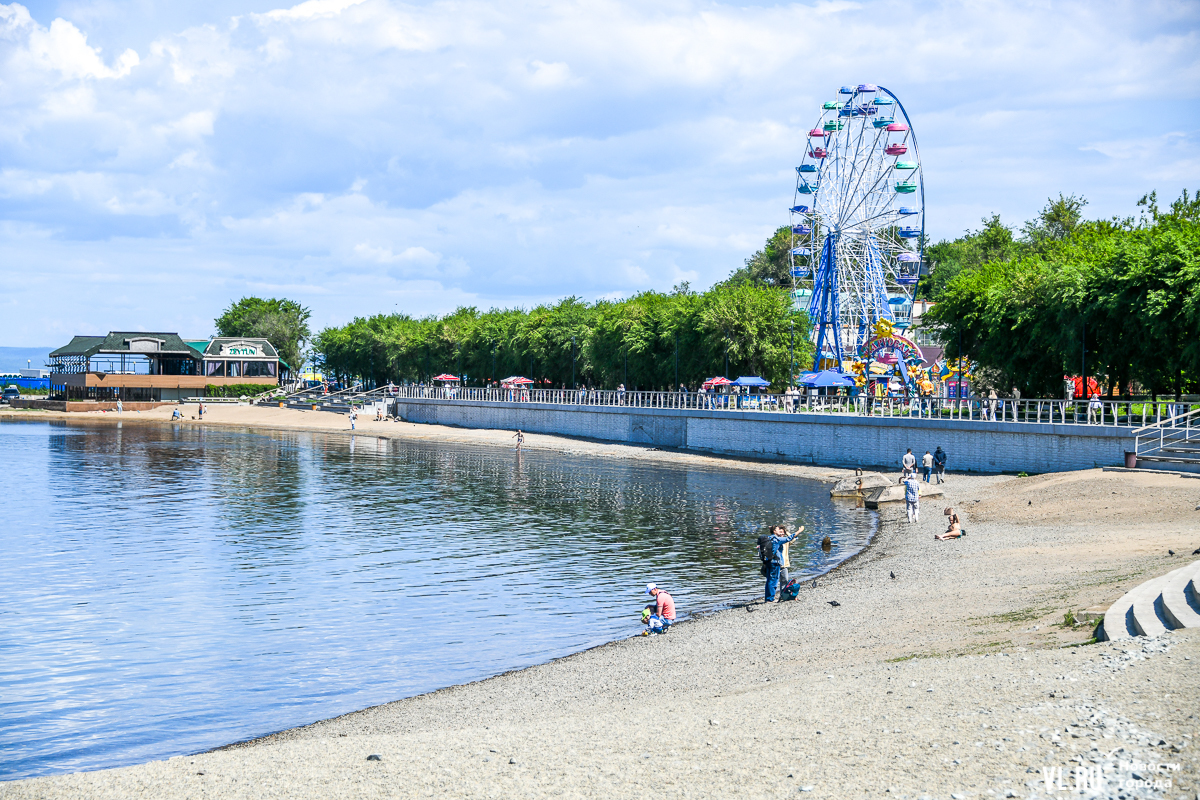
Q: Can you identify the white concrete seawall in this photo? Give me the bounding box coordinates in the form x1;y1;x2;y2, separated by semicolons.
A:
393;398;1136;474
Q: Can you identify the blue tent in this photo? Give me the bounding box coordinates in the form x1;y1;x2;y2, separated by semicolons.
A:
800;369;855;387
731;376;771;387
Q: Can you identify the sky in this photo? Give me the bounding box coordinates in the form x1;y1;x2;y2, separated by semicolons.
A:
1;0;1198;345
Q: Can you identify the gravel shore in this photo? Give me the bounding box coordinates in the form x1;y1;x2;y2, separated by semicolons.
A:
3;407;1199;799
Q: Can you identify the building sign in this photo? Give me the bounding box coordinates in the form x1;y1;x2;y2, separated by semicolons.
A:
220;343;261;357
857;334;923;365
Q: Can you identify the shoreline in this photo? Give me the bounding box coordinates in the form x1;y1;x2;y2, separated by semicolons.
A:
4;405;1199;798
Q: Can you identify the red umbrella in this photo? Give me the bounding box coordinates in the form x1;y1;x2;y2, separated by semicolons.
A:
501;376;534;385
433;374;460;382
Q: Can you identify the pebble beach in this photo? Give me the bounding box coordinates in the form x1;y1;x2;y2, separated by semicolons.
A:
2;405;1198;799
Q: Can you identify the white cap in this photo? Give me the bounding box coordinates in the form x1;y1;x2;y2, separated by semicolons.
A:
645;583;657;595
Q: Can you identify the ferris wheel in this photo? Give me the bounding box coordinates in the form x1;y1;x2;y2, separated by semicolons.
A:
789;84;925;371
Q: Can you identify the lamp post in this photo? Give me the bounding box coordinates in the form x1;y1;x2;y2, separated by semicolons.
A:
674;331;679;391
571;335;576;389
790;319;795;385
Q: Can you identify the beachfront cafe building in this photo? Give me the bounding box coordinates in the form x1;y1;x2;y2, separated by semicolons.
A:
49;332;288;402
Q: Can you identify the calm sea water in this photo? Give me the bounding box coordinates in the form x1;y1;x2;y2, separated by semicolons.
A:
0;420;876;780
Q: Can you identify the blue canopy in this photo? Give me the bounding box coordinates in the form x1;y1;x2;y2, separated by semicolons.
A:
732;376;771;387
800;369;856;387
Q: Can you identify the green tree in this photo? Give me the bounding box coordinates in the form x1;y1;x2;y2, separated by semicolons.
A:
216;297;312;372
729;225;794;288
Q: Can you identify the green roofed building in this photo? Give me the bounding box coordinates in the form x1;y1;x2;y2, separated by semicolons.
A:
49;332;288;402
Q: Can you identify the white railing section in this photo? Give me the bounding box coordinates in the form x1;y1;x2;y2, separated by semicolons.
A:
374;385;1194;428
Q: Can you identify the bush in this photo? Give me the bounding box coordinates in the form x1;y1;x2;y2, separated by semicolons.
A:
205;383;276;398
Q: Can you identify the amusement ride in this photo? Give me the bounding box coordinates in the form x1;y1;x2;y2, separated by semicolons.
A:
790;84;928;394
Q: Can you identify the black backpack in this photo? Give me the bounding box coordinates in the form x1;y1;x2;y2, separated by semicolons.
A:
757;534;772;576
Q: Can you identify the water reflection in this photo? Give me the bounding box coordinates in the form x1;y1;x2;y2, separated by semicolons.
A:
0;420;876;780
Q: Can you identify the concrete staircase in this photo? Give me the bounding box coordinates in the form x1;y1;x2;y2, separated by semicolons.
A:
1134;407;1200;472
1099;560;1200;640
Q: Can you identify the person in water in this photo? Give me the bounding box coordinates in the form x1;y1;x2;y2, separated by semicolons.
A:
643;583;676;633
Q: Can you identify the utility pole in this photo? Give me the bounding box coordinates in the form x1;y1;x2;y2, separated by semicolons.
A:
790;319;795;385
674;332;679;390
571;335;576;389
1081;318;1087;399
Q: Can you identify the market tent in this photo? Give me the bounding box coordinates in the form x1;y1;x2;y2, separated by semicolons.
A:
800;369;856;387
731;376;770;387
702;376;732;389
432;374;460;382
501;376;533;385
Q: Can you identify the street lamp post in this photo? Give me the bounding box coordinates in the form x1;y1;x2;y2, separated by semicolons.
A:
572;335;576;389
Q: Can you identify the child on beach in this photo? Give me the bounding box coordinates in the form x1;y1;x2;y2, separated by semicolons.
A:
513;430;524;451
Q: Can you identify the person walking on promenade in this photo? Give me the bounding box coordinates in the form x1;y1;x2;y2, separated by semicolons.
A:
987;388;998;421
513;429;524;452
762;525;801;602
921;450;933;482
933;446;946;484
617;383;626;405
644;583;676;633
904;475;921;523
1088;393;1102;424
901;448;916;479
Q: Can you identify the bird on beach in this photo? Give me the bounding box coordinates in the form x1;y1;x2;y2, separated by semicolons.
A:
812;579;818;589
1168;550;1175;556
1193;547;1200;555
828;600;840;607
890;571;896;580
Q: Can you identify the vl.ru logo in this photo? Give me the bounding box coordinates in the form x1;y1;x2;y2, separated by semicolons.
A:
1040;761;1178;795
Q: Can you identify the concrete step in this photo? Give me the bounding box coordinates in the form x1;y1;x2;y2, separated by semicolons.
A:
1100;584;1139;641
1101;560;1200;641
1160;561;1200;630
1138;454;1200;463
1130;566;1189;637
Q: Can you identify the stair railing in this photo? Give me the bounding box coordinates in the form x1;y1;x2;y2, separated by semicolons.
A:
1133;406;1200;459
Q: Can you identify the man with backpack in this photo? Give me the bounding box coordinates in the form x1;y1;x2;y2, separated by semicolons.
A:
759;525;803;602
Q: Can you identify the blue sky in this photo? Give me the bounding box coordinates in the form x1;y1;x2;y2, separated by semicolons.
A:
1;0;1198;345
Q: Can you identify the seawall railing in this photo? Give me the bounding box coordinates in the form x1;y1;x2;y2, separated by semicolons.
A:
388;386;1197;428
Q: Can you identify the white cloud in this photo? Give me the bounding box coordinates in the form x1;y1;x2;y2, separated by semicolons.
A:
23;16;139;79
0;0;1198;343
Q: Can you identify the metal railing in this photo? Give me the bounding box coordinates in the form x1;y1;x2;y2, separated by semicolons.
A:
1134;407;1200;460
387;385;1195;427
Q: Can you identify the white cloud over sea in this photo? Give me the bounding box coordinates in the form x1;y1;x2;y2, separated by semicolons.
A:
0;0;1198;343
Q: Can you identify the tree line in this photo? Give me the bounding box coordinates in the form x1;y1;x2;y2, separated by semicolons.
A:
923;190;1200;398
311;281;812;390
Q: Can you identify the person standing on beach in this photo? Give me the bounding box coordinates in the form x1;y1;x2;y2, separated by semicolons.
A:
116;398;123;414
349;407;357;430
904;475;920;523
513;429;524;451
921;450;933;482
763;526;800;602
933;446;946;484
198;401;205;420
901;448;916;479
644;584;676;633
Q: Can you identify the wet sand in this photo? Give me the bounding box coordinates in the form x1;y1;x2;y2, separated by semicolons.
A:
3;404;1199;798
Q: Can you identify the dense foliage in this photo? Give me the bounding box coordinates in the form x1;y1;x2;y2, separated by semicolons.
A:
312;282;811;390
204;383;281;398
924;191;1200;396
215;297;312;372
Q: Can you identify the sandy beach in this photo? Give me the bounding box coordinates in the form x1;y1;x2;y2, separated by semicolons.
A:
2;404;1199;799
